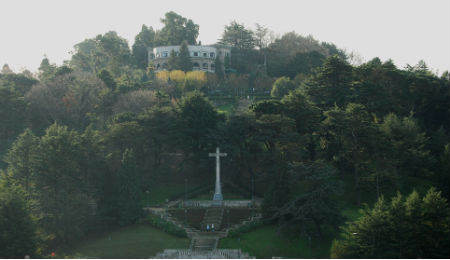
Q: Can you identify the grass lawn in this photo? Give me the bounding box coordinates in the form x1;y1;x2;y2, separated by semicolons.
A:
64;224;189;259
216;102;236;116
219;225;332;259
143;183;192;206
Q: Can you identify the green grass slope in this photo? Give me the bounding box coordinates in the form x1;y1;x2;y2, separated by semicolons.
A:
64;224;189;259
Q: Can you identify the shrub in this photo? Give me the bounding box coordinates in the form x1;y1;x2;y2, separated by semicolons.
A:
143;214;187;238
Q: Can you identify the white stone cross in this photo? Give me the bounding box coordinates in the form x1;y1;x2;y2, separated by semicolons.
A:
209;147;227;201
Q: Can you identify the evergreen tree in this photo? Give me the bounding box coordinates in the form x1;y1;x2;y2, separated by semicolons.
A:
177;41;192;72
117;148;143;225
132;25;156;70
277;161;343;239
168;49;179;71
33;123;91;244
0;176;38;258
4;129;39;198
214;56;224;80
331;188;450;258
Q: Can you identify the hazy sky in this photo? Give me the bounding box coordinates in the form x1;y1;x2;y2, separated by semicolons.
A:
1;0;449;73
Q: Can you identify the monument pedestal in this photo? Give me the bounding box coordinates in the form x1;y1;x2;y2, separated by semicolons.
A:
213;193;223;201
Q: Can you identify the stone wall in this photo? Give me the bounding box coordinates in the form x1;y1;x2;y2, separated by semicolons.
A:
182;200;261;208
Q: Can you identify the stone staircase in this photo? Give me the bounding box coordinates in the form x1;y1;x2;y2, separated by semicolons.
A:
190;236;218;251
201;207;224;231
153;206;257;258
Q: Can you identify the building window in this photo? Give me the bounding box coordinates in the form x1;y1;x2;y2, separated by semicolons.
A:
202;63;208;70
210;52;215;58
211;63;215;70
192;63;200;70
193;52;199;57
150;53;155;59
203;52;207;57
162;52;168;57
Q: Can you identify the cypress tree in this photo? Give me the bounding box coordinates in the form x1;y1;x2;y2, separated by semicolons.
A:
177;41;192;72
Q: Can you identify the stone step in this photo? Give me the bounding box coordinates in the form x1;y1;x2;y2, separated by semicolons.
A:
191;237;216;251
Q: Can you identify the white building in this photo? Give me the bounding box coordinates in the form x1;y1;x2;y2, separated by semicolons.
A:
148;45;231;72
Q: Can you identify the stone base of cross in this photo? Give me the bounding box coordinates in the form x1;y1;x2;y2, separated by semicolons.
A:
209;147;227;201
213;193;223;201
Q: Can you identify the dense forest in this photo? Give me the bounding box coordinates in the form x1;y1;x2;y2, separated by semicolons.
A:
1;11;449;258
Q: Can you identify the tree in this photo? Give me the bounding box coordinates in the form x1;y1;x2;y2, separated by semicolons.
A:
38;56;57;82
214;56;224;80
177;41;192;72
167;49;178;71
219;21;255;50
322;103;374;205
70;31;131;76
0;84;28;155
271;76;296;98
176;92;223;166
331;188;450;258
0;177;38;258
156;11;199;46
25;72;107;132
254;23;273;51
379;113;431;177
132;25;156;69
1;64;13;74
277;161;343;239
266;32;331;77
117;149;143;225
281;90;321;160
284;51;325;78
4;129;39;198
33;123;92;245
305;55;353;108
138;106;177;175
112;90;156;115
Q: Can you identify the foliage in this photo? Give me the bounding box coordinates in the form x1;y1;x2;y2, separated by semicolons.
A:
266;32;332;77
4;129;39;197
270;76;296;98
144;214;187;238
219;21;255;50
379;113;432;177
169;70;186;83
176;91;223;164
331;188;450;258
305;55;353;108
184;71;207;92
132;25;156;69
0;176;39;258
156;11;199;46
70;31;131;76
116;149;143;225
228;220;265;238
277;161;343;238
177;41;192;72
322;103;375;205
0;84;28;155
25;72;107;132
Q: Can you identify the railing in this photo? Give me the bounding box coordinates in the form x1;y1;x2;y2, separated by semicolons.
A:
183;200;260;208
157;249;248;259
